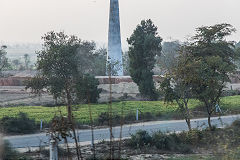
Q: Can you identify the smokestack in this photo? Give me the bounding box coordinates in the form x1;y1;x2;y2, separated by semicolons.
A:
107;0;124;76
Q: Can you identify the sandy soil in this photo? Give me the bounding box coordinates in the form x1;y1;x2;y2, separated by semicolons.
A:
0;84;140;106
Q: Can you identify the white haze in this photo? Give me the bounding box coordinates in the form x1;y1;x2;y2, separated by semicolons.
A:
1;0;240;49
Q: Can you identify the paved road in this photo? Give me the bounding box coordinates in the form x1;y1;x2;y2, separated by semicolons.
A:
4;114;240;148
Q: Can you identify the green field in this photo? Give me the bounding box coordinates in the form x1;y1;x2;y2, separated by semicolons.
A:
0;96;240;124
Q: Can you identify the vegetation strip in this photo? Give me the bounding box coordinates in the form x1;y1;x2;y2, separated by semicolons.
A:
0;95;240;125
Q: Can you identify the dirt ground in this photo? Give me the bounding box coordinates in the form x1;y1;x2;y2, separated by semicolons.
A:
0;84;141;106
23;140;212;160
0;86;55;106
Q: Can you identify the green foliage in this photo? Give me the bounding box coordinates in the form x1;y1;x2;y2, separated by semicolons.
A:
152;131;192;153
23;54;30;70
128;130;152;148
178;23;239;129
0;45;9;76
152;131;176;150
2;140;32;160
178;129;203;145
50;115;72;140
128;119;240;159
96;112;122;126
128;130;192;153
157;41;180;74
26;31;101;104
1;95;240;125
90;47;107;76
0;112;37;134
127;19;162;100
26;31;80;99
160;77;175;103
221;90;240;97
231;119;240;127
160;59;193;130
75;74;102;103
123;52;130;75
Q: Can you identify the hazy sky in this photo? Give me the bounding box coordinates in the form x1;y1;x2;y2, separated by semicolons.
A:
1;0;240;48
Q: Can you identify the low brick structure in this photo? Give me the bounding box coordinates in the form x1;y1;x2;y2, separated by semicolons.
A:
0;70;239;86
0;77;29;86
0;74;163;86
96;75;162;85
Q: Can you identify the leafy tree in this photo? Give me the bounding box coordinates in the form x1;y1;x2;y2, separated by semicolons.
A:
23;54;30;70
26;31;101;159
91;47;107;76
75;74;102;103
127;19;162;100
123;51;130;75
180;24;239;129
157;41;180;75
160;52;193;131
0;45;8;76
76;41;98;74
234;42;240;69
12;59;21;70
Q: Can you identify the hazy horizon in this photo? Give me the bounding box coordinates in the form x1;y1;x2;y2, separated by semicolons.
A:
1;0;240;48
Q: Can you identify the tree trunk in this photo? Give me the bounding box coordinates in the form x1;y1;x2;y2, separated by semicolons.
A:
66;88;83;160
88;94;96;159
185;118;192;131
204;100;213;130
118;103;124;159
208;115;212;130
184;101;192;131
64;138;72;160
108;72;115;159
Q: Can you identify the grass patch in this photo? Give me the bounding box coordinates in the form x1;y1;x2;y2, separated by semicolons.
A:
167;155;214;160
0;96;239;125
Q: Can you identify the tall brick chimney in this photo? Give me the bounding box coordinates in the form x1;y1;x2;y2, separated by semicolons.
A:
107;0;123;76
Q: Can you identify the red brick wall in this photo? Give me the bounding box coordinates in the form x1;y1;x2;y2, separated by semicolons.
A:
0;74;238;86
0;77;29;86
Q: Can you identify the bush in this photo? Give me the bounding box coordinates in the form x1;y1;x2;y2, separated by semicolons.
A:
128;130;152;148
152;131;177;150
221;90;240;97
140;112;155;121
178;129;203;145
232;119;240;128
152;131;192;153
96;112;121;126
0;112;38;134
128;130;192;153
124;113;136;123
2;140;32;160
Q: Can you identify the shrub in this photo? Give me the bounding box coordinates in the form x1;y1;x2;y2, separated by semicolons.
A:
140;112;155;121
178;129;203;145
97;112;110;125
232;119;240;128
124;113;136;123
96;112;121;126
152;131;177;150
128;130;152;148
2;140;32;160
150;131;192;153
0;112;38;134
221;90;240;97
